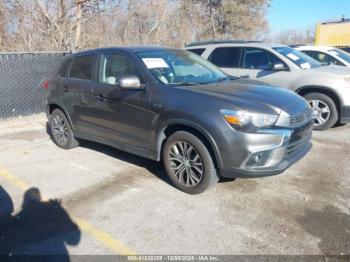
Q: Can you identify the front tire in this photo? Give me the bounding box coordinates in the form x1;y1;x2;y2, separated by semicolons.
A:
304;92;338;131
49;109;79;149
162;131;218;194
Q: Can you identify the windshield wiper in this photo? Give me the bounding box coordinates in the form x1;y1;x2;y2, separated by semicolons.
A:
228;75;240;80
216;76;239;82
178;82;203;86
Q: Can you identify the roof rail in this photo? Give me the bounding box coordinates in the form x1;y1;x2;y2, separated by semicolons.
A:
289;44;306;48
186;40;263;47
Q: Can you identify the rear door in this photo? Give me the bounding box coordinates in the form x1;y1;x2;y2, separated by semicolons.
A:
239;47;291;88
88;51;153;151
60;54;97;134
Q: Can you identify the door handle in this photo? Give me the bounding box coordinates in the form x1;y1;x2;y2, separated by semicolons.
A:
240;74;250;78
93;94;111;102
94;94;105;101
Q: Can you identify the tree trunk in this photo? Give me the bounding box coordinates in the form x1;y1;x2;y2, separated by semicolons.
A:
74;0;83;50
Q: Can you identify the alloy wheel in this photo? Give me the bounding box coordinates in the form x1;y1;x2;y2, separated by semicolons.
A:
308;99;331;127
51;115;69;146
168;141;203;187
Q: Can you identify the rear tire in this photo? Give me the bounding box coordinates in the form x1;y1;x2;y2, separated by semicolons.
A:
162;131;218;194
49;109;79;149
304;92;338;131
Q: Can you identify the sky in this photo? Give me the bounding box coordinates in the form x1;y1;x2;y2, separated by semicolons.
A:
268;0;350;33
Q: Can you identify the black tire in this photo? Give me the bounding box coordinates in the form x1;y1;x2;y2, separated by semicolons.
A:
49;109;79;149
162;131;218;194
304;92;338;131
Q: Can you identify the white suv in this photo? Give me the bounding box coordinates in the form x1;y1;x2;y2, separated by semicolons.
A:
186;40;350;130
295;45;350;67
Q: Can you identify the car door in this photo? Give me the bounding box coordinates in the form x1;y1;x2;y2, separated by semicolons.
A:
60;54;97;134
88;51;153;151
208;47;242;77
239;47;291;88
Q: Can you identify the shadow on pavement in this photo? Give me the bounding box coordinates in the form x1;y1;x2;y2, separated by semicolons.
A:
0;186;81;261
46;122;236;187
296;204;350;255
78;139;236;186
78;139;174;186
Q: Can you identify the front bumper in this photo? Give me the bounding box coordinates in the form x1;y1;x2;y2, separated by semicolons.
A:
219;121;313;178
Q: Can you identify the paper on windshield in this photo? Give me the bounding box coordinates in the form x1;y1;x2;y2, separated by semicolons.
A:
300;62;311;69
142;58;169;69
286;53;300;61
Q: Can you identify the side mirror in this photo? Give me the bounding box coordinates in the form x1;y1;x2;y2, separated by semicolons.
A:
116;75;143;90
271;63;287;71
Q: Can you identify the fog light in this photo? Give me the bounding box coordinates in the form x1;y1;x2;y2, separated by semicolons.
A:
246;150;272;167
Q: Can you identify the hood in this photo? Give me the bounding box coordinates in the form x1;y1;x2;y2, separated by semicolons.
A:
310;65;350;75
177;79;308;116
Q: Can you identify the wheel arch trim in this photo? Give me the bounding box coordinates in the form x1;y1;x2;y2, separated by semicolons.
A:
47;103;74;130
295;85;344;106
296;85;344;118
156;119;223;169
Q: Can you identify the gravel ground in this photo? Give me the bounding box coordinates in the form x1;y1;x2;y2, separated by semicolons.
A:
0;113;349;258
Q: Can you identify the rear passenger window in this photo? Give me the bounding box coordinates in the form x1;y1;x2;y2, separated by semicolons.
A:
187;48;205;55
69;55;95;80
209;47;241;68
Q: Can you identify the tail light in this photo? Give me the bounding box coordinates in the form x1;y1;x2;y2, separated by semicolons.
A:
43;80;49;89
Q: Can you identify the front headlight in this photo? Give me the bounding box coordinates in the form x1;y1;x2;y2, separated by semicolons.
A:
221;109;278;131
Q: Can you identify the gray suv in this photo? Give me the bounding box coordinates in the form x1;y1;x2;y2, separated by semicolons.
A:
46;47;312;194
186;41;350;130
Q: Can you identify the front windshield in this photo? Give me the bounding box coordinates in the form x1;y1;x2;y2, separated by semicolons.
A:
329;48;350;64
273;46;321;69
136;49;228;85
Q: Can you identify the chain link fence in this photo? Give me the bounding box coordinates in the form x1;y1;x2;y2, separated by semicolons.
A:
0;52;68;119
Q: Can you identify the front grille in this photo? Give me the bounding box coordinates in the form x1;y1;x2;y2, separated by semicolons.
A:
276;109;313;128
285;141;304;156
284;131;312;159
290;114;306;126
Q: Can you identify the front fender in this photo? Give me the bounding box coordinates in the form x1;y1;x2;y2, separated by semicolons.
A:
154;113;223;168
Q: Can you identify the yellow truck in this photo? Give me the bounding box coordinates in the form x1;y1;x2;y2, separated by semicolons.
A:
315;19;350;49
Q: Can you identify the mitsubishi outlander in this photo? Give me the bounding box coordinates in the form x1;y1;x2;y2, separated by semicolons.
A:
46;47;313;194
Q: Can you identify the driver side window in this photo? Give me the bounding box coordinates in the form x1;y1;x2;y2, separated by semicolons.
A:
242;48;284;70
312;51;344;66
99;53;142;85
